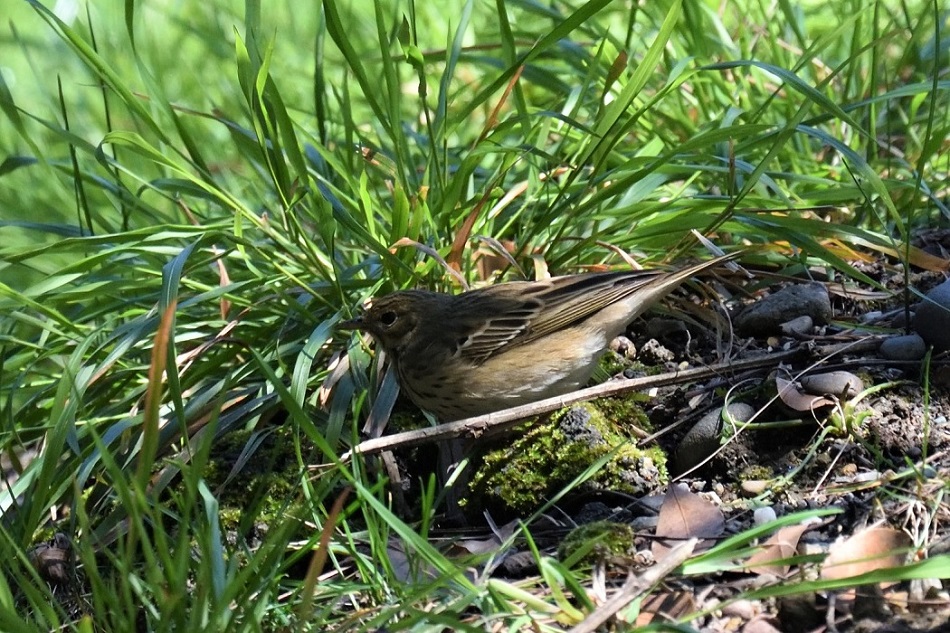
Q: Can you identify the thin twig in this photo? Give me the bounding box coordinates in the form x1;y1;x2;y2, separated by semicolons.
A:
342;350;801;459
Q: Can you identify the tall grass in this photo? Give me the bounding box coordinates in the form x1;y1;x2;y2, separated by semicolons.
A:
0;0;946;629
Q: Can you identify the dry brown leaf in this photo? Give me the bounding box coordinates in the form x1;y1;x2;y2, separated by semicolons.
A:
530;253;549;280
634;591;695;626
775;375;834;412
391;237;469;289
474;236;522;281
317;351;349;408
652;484;724;560
820;526;911;581
840;236;950;272
746;524;810;576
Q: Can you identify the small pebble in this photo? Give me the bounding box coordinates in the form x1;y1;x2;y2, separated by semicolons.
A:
754;507;777;525
609;335;636;359
780;315;813;336
639;338;674;364
634;549;655;567
639;494;665;512
631;516;659;531
721;599;758;619
741;480;770;496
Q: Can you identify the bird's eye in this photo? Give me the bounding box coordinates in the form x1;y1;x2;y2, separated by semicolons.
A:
379;310;398;327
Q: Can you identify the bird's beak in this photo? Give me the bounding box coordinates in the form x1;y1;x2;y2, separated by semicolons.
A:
338;316;364;331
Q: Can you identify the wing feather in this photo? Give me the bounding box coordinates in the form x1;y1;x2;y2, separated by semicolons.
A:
449;254;735;366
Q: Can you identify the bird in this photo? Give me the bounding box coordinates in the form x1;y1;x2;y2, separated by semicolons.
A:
341;253;734;422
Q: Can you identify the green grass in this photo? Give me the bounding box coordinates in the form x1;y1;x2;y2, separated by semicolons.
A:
1;0;948;630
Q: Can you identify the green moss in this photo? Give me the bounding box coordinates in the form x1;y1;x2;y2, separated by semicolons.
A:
596;393;654;433
203;424;302;532
471;401;668;513
597;350;629;377
558;521;636;564
739;464;774;481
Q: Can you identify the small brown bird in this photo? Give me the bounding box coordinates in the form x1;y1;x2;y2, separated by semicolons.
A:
342;253;733;421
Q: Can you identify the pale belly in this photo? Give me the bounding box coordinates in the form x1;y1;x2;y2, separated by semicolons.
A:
427;325;609;420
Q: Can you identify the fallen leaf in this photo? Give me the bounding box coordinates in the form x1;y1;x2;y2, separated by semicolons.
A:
652;484;724;560
634;591;695;626
775;375;834;412
746;524;810;576
820;526;911;581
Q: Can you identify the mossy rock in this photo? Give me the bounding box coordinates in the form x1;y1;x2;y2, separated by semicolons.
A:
471;400;667;513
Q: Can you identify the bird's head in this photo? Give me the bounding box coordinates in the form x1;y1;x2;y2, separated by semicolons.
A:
339;291;436;357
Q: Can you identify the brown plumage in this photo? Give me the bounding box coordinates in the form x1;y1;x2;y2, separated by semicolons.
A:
341;253;733;421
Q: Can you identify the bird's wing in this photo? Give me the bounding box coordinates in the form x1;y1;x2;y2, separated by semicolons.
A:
450;272;659;364
517;270;665;340
450;253;735;364
449;289;543;364
522;253;736;341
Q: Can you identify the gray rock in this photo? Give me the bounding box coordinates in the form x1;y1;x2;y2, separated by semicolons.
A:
638;338;674;364
860;310;884;324
879;333;926;360
799;371;864;398
780;315;813;336
890;308;913;329
736;283;832;336
675;402;755;474
557;407;604;447
913;279;950;350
